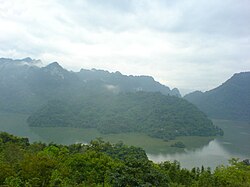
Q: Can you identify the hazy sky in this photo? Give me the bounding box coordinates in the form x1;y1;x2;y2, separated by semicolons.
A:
0;0;250;94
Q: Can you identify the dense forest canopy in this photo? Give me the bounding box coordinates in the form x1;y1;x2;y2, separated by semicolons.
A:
0;132;249;187
27;92;223;140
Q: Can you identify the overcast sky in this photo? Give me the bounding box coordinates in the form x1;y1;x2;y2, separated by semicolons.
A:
0;0;250;95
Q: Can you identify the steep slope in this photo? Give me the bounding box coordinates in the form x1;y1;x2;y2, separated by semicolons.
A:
184;72;250;121
0;58;80;113
0;58;44;113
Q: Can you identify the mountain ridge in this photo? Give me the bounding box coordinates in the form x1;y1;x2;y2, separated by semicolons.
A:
0;57;222;140
0;57;181;114
184;72;250;121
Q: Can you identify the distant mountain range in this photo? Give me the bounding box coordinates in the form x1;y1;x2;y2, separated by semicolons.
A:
0;57;180;113
184;72;250;121
0;57;222;140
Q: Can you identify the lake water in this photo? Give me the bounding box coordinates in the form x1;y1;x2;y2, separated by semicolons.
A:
149;120;250;169
0;113;249;169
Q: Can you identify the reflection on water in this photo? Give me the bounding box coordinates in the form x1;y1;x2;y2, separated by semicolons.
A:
148;120;250;169
0;113;249;169
148;139;245;169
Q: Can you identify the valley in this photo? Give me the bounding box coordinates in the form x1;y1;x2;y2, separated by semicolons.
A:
0;58;249;170
1;1;250;185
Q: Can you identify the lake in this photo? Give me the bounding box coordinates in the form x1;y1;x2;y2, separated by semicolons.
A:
0;112;249;169
148;120;250;169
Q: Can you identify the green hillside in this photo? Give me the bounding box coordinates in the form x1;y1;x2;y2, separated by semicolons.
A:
184;72;250;121
27;92;222;140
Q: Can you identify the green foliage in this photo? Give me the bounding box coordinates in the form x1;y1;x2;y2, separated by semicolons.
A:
0;162;15;184
1;132;249;187
4;176;23;187
28;92;222;140
19;154;57;186
213;158;250;187
0;131;29;146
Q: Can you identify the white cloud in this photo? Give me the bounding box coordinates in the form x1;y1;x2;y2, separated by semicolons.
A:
0;0;250;94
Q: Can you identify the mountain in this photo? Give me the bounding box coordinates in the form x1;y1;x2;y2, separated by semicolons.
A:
0;58;79;113
184;72;250;121
0;57;180;113
0;57;44;113
0;57;222;140
77;68;181;97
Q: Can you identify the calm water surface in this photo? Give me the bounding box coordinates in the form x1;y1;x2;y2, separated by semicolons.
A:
148;120;250;169
0;113;249;169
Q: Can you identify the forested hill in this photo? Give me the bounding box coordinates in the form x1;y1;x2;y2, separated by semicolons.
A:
27;92;223;140
0;132;249;187
184;72;250;121
0;57;180;113
1;57;222;140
